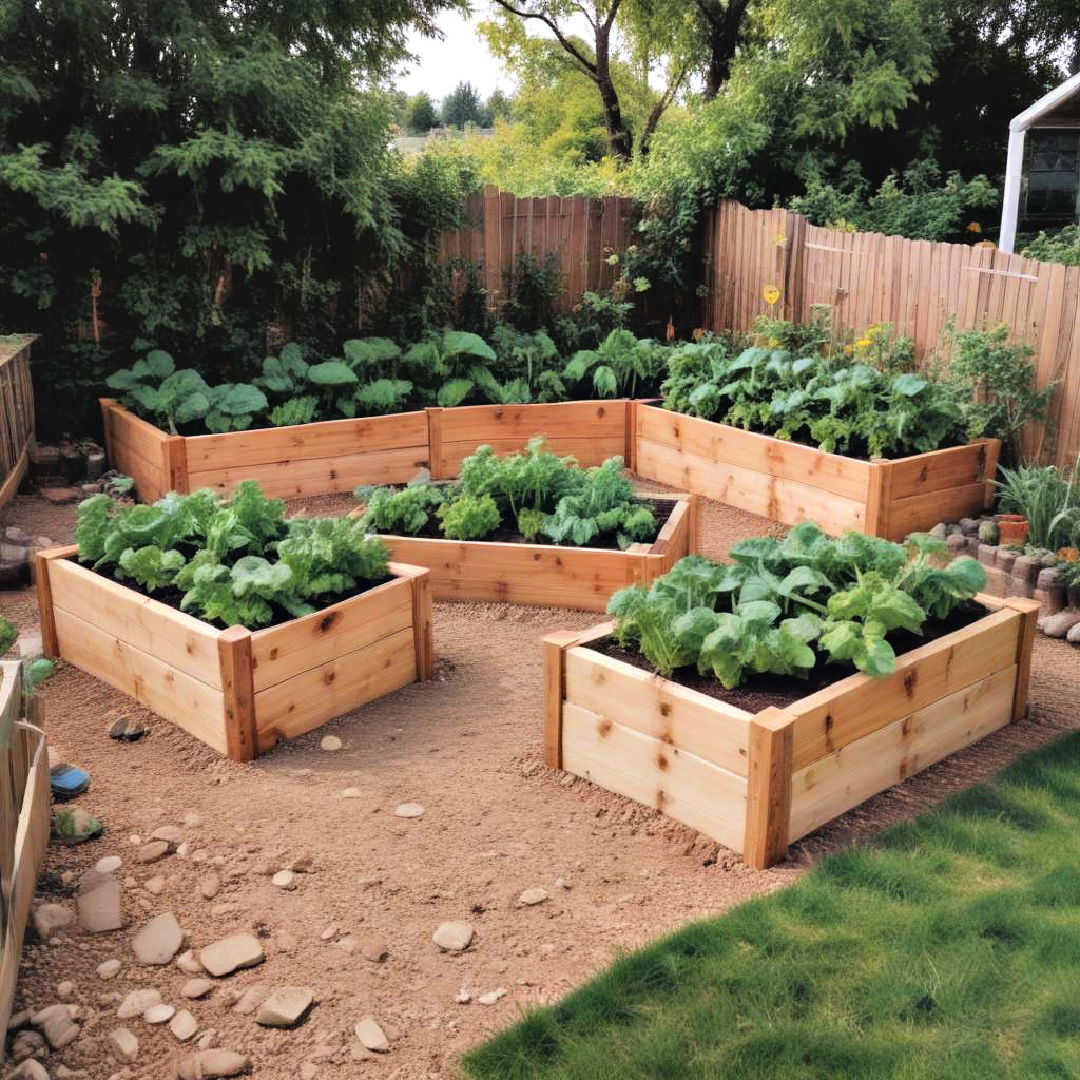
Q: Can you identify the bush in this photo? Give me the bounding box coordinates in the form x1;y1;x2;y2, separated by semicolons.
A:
1020;225;1080;266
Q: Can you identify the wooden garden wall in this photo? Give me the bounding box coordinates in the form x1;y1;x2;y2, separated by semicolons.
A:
0;338;36;510
698;200;1080;469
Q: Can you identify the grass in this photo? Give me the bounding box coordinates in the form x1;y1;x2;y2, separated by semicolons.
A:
464;731;1080;1080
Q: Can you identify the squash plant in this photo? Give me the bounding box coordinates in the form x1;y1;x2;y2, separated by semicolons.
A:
607;523;986;687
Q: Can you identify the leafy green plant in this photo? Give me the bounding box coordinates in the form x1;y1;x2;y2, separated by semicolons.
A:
355;483;446;535
437;494;501;539
563;329;668;398
1020;225;1080;267
543;457;656;548
270;396;318;427
74;480;389;629
608;522;986;687
995;459;1080;551
0;617;17;655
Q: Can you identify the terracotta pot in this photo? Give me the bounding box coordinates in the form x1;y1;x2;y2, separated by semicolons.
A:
996;514;1029;547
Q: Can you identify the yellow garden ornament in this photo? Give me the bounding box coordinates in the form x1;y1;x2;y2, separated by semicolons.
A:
763;285;780;306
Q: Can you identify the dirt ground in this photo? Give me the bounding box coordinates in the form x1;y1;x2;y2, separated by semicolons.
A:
2;487;1078;1080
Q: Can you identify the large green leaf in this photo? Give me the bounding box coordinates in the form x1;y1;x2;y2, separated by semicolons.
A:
307;361;358;387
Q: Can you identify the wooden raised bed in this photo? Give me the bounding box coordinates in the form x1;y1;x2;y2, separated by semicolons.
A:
544;593;1039;867
101;398;633;502
377;494;697;611
633;403;1000;540
35;547;434;761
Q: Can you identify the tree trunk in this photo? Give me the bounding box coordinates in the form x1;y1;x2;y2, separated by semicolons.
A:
594;22;633;161
701;0;750;102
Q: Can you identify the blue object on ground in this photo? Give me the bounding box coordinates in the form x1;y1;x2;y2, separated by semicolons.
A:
50;764;90;798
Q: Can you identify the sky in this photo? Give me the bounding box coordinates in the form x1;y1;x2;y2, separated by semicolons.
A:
397;8;510;101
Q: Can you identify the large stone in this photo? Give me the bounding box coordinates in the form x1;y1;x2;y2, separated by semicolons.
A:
354;1016;390;1052
181;978;215;1000
97;959;122;980
230;985;269;1016
1067;621;1080;645
117;988;162;1019
394;803;424;818
432;921;474;952
144;1003;176;1024
132;912;183;965
135;841;170;864
51;806;102;844
255;986;314;1027
517;887;549;906
77;869;123;933
1038;611;1080;638
32;903;74;941
171;1009;198;1042
12;1060;50;1080
198;933;265;977
175;1050;252;1079
10;1029;45;1063
33;1003;79;1049
151;825;183;844
109;1027;139;1063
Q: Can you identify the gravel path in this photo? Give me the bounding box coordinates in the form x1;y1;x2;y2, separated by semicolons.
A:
2;487;1077;1079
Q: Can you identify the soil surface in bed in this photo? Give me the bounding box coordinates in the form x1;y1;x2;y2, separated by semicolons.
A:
586;600;989;714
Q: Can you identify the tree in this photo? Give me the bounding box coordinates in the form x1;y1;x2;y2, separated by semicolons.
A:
483;88;516;125
0;0;466;433
404;91;441;132
442;81;484;128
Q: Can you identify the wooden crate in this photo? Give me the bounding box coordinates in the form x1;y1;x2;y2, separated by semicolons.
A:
544;593;1039;867
35;548;434;761
633;403;1000;540
377;494;696;611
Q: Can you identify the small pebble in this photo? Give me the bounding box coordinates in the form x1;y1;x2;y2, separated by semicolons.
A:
320;735;342;752
272;870;296;890
95;855;122;874
394;803;424;819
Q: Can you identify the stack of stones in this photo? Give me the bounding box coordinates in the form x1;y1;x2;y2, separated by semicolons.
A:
929;517;1080;645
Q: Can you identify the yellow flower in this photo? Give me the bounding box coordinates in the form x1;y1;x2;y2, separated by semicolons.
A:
854;338;872;349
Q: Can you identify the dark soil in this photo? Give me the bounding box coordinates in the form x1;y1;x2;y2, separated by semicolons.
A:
587;600;989;713
377;495;671;550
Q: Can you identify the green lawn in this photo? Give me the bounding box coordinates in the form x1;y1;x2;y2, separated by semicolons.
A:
465;731;1080;1080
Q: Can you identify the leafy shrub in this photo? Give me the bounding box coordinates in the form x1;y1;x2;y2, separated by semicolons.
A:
75;480;389;629
1020;225;1080;267
607;523;986;687
356;484;446;536
995;461;1080;551
438;494;502;539
563;329;668;398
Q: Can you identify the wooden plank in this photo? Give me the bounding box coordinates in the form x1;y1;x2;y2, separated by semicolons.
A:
543;631;576;768
183;411;428;471
249;575;413;692
884;440;998;500
52;606;228;754
0;446;28;511
391;563;434;681
426;407;445;480
1001;596;1040;721
788;664;1017;841
564;645;752;776
744;708;795;869
440;437;626;476
33;546;76;658
884;481;992;540
863;461;891;538
635;404;871;502
187;445;430;499
217;627;257;762
46;556;223;688
253;626;417;748
561;701;747;852
789;606;1020;770
164;436;189;493
436;401;627;440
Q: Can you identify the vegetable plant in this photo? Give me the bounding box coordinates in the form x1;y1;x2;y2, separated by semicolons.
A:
607;522;986;687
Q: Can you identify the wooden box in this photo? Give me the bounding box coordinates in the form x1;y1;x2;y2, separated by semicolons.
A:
633;403;1000;540
377;494;697;611
543;594;1039;867
35;548;434;761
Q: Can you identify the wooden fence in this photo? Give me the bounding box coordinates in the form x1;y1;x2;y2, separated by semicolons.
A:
699;201;1080;468
0;661;50;1032
0;338;35;509
438;187;639;311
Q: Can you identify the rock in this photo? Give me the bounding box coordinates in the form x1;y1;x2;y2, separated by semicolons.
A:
1038;611;1080;638
959;517;980;536
945;533;968;554
254;986;314;1027
152;825;183;845
196;1029;216;1051
997;550;1018;575
339;787;362;799
354;1016;389;1052
39;486;81;505
455;986;471;1004
433;921;474;952
97;959;122;980
517;887;549;906
108;716;147;741
929;522;948;540
10;1028;45;1063
171;1009;198;1042
109;1026;139;1063
945;523;962;537
393;802;424;818
33;1004;80;1049
145;1003;176;1024
12;1060;50;1080
51;807;101;844
132;912;183;965
182;811;204;828
199;874;221;900
176;949;205;974
134;841;170;864
33;903;74;941
181;978;214;1000
56;980;76;1001
357;936;388;963
320;735;342;752
77;869;123;932
272;870;296;890
95;855;123;874
1068;621;1080;645
319;924;338;941
175;1050;252;1079
288;854;315;873
199;933;265;977
231;985;269;1016
1012;555;1041;585
144;875;166;895
977;543;998;567
117;988;162;1019
477;987;507;1006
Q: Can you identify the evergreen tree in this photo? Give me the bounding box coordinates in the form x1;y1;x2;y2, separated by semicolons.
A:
442;81;484;128
404;91;442;133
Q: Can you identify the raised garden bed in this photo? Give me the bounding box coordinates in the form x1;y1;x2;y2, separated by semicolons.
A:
633;402;1000;540
375;494;697;610
35;546;434;761
101;398;631;503
543;592;1039;867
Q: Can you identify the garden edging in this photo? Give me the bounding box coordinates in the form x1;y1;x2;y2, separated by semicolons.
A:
35;547;434;761
544;593;1039;868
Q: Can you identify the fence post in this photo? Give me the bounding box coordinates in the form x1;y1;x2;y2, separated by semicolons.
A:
217;627;257;763
483;185;502;310
744;707;795;869
426;407;445;480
